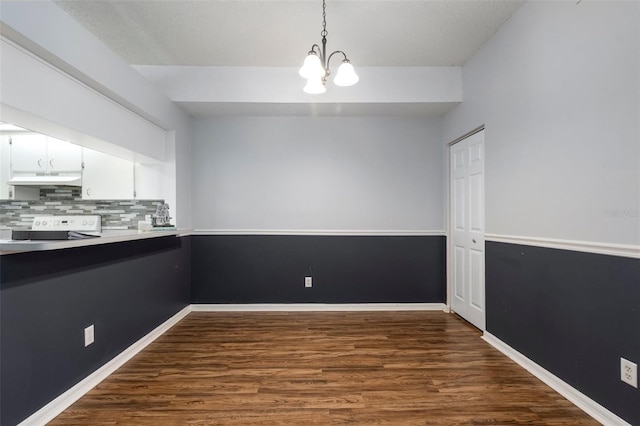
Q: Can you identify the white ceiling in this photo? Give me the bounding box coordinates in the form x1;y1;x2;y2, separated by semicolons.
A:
55;0;523;67
53;0;524;116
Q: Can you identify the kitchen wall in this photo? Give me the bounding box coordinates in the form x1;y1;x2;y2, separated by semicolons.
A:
0;188;163;230
442;2;639;424
192;116;444;231
0;1;193;228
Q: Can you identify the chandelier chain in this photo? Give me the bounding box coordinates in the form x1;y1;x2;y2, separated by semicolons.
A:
321;0;327;38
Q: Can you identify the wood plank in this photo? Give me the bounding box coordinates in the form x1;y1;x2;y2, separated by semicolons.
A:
50;311;600;425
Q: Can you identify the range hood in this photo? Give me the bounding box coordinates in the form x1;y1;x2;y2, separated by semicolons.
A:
8;174;82;187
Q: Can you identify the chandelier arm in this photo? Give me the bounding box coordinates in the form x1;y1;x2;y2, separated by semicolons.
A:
309;43;324;63
325;50;349;74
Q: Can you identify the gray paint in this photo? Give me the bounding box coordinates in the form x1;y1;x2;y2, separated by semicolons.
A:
0;236;191;426
443;1;640;245
192;116;443;231
486;242;640;425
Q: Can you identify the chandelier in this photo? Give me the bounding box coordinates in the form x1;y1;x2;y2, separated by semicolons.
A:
299;0;359;94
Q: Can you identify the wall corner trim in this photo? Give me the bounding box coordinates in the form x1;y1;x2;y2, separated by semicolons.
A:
17;306;192;426
482;332;632;426
484;234;640;259
191;303;449;312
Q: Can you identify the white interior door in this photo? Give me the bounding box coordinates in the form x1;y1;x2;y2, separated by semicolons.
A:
450;130;485;330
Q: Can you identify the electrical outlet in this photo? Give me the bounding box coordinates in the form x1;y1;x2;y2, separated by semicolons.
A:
305;276;312;288
84;324;95;347
620;357;637;388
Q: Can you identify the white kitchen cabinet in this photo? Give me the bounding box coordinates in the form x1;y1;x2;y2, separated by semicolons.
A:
10;134;81;172
134;162;164;199
82;148;134;199
0;135;11;199
47;137;82;171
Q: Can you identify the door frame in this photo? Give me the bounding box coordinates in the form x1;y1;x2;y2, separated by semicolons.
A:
445;125;485;319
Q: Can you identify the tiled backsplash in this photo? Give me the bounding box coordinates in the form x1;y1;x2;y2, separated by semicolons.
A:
0;188;164;230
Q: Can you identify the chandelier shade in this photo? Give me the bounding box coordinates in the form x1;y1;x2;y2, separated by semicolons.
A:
299;53;324;80
333;61;359;87
303;77;327;94
300;0;359;94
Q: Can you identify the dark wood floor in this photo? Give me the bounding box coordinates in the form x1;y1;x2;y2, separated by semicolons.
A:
51;311;599;425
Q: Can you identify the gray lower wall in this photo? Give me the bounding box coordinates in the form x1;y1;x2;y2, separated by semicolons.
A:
486;242;640;425
191;234;446;304
0;235;191;426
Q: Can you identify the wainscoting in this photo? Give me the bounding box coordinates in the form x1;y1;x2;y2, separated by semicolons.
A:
0;236;191;426
485;241;640;425
191;234;446;304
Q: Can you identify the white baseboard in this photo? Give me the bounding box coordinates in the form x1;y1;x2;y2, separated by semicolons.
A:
191;229;446;236
482;332;631;426
18;306;192;426
191;303;448;312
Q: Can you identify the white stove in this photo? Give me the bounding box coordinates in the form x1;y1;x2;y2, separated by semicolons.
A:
11;215;102;240
31;215;101;232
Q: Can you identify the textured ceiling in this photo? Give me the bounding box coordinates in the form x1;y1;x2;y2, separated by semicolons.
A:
54;0;524;67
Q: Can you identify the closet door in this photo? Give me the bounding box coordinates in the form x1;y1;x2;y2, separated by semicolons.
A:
450;130;485;330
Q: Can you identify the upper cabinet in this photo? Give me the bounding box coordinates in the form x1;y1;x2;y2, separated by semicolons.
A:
134;162;164;200
0;135;11;199
82;148;134;200
1;127;166;201
11;134;82;172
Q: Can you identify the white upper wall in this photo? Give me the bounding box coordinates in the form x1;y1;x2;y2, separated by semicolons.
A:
135;66;462;105
192;116;443;232
443;1;640;245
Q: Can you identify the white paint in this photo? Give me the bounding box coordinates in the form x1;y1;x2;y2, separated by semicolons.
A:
0;135;11;199
192;116;443;231
83;325;94;347
620;357;638;388
18;306;192;426
190;303;448;312
191;229;445;236
442;1;640;246
450;130;485;330
485;233;640;259
134;66;462;106
0;38;166;162
483;332;632;426
82;149;134;200
56;0;523;67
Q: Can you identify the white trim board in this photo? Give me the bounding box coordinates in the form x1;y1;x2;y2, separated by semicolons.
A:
485;233;640;259
191;229;446;236
191;303;449;312
17;306;191;426
482;332;632;426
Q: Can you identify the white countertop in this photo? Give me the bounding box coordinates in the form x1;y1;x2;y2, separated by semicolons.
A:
0;229;191;255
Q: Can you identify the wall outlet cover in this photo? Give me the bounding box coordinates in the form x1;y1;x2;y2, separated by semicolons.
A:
621;357;637;388
84;324;95;347
305;276;312;288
